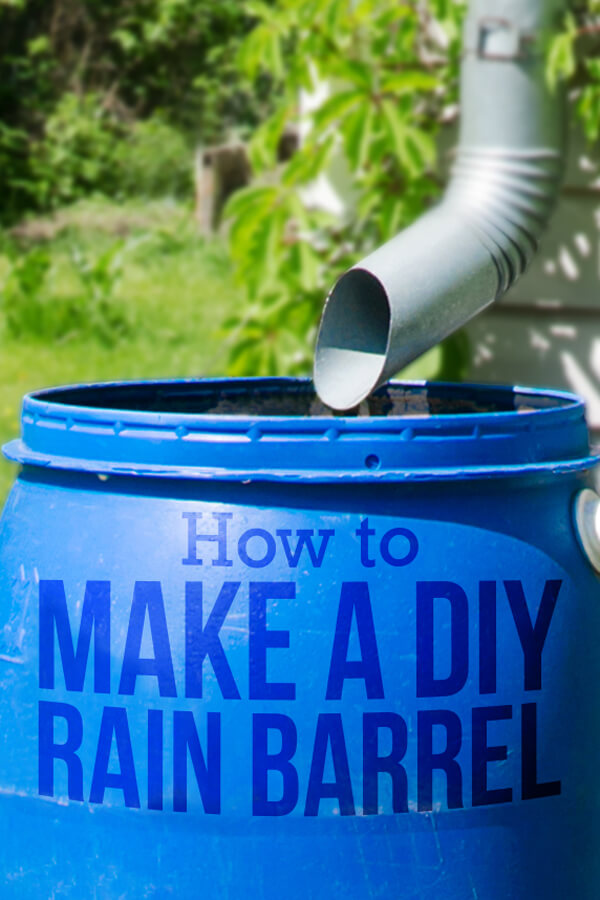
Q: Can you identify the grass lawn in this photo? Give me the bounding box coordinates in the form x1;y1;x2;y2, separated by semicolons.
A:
0;198;244;501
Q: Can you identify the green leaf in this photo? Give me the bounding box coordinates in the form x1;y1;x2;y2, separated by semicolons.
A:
324;0;347;35
259;206;288;288
546;14;577;91
289;239;320;292
381;99;406;155
223;185;279;222
237;23;283;80
311;89;364;131
332;59;373;91
344;104;374;171
245;1;273;20
27;35;50;56
111;28;139;53
380;70;440;95
403;126;436;174
249;104;295;172
377;193;403;241
381;100;435;176
577;85;600;142
281;134;335;186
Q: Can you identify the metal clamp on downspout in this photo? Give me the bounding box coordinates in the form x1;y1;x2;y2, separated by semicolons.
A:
314;0;567;411
476;18;535;61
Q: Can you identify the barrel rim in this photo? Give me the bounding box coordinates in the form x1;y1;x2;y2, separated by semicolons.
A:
3;377;597;483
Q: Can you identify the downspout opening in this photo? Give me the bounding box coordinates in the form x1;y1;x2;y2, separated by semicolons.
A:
314;268;391;410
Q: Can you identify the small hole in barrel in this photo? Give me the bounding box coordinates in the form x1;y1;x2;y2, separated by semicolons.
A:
365;454;380;470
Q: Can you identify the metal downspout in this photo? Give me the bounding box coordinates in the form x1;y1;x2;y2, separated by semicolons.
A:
313;0;567;410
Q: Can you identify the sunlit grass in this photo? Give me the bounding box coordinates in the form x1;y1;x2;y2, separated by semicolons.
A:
0;198;243;500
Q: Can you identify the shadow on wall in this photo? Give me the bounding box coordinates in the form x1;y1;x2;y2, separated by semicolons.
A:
469;314;600;421
465;121;600;435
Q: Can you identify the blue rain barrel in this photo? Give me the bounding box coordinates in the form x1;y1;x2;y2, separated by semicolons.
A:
1;376;599;899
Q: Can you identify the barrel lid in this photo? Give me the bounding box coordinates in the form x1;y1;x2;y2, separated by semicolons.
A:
3;377;598;482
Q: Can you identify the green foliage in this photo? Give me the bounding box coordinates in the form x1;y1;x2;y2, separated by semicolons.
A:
29;97;194;209
225;0;600;385
0;199;245;351
0;200;244;502
0;0;273;222
225;0;467;381
30;93;125;209
115;117;194;199
0;123;32;222
577;58;600;142
546;12;578;90
0;236;134;345
545;6;600;142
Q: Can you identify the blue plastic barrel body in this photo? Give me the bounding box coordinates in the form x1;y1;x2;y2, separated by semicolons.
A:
0;377;599;899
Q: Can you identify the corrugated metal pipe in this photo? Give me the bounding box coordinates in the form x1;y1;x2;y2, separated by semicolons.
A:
314;0;567;410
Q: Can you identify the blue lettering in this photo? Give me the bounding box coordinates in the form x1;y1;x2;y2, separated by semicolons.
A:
238;529;276;569
252;713;298;816
355;519;376;568
90;706;140;808
276;529;334;568
363;712;407;815
417;581;468;697
326;582;384;700
118;582;176;697
249;582;295;700
182;512;233;567
39;580;110;693
148;709;163;811
173;711;221;813
522;702;561;799
38;700;83;801
417;709;463;811
379;528;418;567
479;581;497;694
185;581;241;699
505;580;560;691
304;713;355;816
472;705;512;806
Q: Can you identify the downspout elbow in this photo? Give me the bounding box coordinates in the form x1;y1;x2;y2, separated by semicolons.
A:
314;0;567;410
